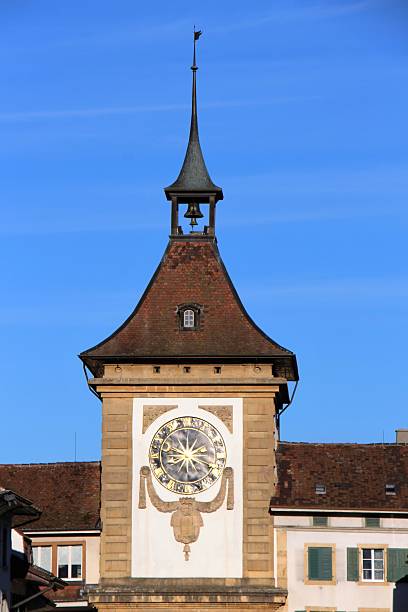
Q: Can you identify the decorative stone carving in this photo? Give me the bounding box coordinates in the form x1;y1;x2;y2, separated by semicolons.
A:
138;466;234;560
198;405;233;433
142;405;177;433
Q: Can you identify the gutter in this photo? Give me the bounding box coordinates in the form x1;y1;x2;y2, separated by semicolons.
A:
11;576;66;611
269;507;408;518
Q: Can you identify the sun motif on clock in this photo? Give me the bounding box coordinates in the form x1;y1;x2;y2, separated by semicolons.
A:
149;416;227;495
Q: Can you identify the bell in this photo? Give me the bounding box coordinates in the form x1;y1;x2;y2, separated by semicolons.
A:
184;202;204;220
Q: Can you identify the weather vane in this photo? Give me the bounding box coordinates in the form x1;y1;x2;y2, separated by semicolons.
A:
192;26;202;71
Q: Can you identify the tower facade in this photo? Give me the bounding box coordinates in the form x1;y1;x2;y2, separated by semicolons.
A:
80;33;298;611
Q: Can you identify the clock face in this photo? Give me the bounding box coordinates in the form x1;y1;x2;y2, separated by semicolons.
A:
149;416;227;495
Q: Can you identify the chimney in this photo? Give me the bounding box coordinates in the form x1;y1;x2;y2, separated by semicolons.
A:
396;429;408;444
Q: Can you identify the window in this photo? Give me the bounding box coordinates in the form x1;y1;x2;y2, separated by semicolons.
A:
183;309;195;328
385;483;396;495
312;515;328;527
361;548;385;582
305;608;337;612
33;546;52;572
57;545;82;580
177;304;202;330
365;516;380;528
315;483;326;495
305;545;335;584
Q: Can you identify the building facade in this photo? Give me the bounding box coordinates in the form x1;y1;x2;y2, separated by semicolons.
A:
0;463;100;611
78;32;297;612
270;441;408;612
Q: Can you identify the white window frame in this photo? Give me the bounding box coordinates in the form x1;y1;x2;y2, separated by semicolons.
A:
361;547;385;582
183;309;195;328
57;544;83;581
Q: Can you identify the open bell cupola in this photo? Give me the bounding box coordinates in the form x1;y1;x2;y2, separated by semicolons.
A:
164;30;223;237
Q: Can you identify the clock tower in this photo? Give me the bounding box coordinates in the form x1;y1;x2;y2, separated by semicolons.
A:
80;32;298;612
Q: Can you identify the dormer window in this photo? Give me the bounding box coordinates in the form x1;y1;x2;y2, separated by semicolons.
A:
177;304;202;331
183;309;195;328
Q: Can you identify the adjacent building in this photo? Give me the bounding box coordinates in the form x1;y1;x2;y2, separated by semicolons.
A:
0;486;65;611
0;463;100;611
270;440;408;612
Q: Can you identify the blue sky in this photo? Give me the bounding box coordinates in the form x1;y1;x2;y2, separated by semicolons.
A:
1;0;407;463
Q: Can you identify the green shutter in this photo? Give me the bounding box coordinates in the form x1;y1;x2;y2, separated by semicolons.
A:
347;547;359;581
387;548;408;582
313;515;328;527
365;516;380;527
308;546;332;580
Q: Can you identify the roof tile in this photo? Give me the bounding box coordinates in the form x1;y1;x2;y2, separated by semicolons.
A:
80;239;297;379
270;442;408;512
0;462;100;531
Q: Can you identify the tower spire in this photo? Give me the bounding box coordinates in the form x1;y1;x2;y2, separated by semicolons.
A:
164;29;223;205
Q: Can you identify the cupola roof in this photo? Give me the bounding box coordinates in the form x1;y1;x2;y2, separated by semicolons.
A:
164;30;223;203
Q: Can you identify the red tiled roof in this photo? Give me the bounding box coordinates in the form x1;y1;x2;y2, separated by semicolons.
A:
80;239;297;379
270;442;408;512
0;462;100;531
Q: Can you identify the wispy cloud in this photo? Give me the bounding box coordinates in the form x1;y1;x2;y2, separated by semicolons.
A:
224;164;408;198
209;1;373;34
2;162;406;236
221;205;402;227
3;18;191;53
244;276;408;300
0;96;319;124
1;275;405;328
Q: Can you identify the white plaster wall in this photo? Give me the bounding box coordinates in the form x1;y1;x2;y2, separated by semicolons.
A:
132;398;243;578
11;529;24;553
274;516;311;528
384;517;408;529
330;516;364;529
274;514;408;530
85;536;100;584
284;527;408;612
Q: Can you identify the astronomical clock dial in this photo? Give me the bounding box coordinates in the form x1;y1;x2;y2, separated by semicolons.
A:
149;416;227;495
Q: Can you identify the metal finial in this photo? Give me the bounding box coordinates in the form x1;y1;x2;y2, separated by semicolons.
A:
192;27;202;71
163;27;223;203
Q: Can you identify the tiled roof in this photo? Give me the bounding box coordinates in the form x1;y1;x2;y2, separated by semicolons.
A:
270;442;408;512
80;239;297;380
0;461;101;531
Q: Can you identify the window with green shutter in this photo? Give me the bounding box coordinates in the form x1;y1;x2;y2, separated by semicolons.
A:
312;515;328;527
307;546;333;581
347;547;359;581
365;516;380;527
387;548;408;582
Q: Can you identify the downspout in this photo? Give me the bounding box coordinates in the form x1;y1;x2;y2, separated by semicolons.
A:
11;583;58;611
82;363;102;401
275;380;298;441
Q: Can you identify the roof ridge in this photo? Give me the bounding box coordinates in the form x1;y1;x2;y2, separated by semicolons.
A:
279;441;403;447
